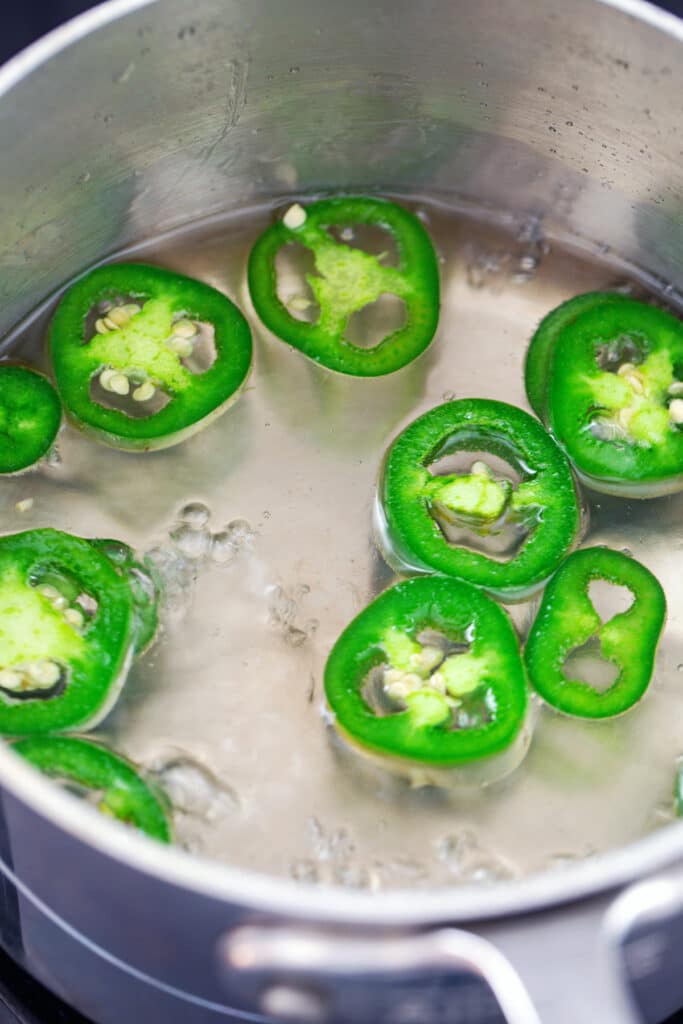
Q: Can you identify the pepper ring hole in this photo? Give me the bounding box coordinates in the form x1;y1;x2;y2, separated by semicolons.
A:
343;294;407;350
595;333;644;373
275;243;321;324
587;580;635;623
90;371;172;419
562;636;620;693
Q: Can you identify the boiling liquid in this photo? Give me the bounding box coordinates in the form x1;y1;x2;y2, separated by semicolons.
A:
3;198;683;888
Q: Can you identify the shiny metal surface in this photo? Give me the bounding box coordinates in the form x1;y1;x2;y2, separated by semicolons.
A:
0;0;681;1021
222;926;543;1023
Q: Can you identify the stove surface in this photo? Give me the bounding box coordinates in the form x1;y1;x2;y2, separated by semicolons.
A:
0;948;91;1024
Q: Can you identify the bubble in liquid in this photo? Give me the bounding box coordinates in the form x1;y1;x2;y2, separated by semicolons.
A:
210;532;236;565
144;545;195;620
334;863;372;889
436;830;478;871
169;523;211;560
209;519;255;567
148;752;239;822
284;625;308;647
290;859;319;883
225;519;255;550
178;501;211;529
379;857;429;884
45;446;63;468
268;584;297;625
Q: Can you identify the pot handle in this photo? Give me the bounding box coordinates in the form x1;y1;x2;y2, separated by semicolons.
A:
220;924;543;1023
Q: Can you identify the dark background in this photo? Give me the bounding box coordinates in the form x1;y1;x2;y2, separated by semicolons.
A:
0;0;682;1021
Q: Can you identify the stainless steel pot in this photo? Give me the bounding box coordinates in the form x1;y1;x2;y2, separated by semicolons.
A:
0;0;681;1021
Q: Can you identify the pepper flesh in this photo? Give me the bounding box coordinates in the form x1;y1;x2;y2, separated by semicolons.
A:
375;399;582;600
248;197;440;376
50;263;252;451
0;364;61;474
13;736;171;842
324;575;528;769
531;295;683;496
0;529;136;735
524;546;665;719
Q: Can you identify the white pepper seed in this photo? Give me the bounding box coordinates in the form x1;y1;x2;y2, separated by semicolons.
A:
0;669;23;691
617;407;634;429
173;319;198;339
37;584;61;601
100;369;118;391
133;381;156;402
167;337;194;359
109;373;131;396
623;372;644;395
64;608;85;629
669;399;683;424
385;681;411;700
668;381;683;397
289;296;312;312
282;203;307;229
27;660;61;687
95;318;110;335
107;307;131;327
426;671;447;694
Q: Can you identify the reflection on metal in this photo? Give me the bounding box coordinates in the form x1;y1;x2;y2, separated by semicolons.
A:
223;925;542;1024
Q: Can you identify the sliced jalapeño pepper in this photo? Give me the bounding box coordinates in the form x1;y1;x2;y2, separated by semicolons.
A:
13;736;171;842
524;547;666;719
375;399;581;601
530;295;683;496
524;291;632;419
50;263;252;451
0;364;61;474
0;529;136;735
90;539;160;655
247;197;440;376
324;576;529;783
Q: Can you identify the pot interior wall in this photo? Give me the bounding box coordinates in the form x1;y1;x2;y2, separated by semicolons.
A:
0;0;680;341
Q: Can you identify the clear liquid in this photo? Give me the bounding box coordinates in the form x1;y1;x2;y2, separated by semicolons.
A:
3;197;683;889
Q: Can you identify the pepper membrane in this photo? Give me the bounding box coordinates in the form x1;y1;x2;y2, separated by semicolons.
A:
324;576;528;776
376;399;581;600
524;547;665;719
50;263;252;450
0;364;62;474
13;736;171;842
248;196;440;376
0;529;137;735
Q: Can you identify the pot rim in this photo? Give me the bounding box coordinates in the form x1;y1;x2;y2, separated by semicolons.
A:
0;0;682;927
